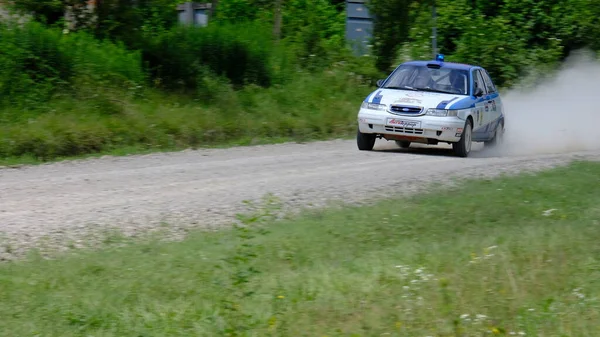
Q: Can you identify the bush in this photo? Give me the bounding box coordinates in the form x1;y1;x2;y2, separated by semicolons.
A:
142;22;279;92
0;20;145;119
0;21;73;110
63;32;146;90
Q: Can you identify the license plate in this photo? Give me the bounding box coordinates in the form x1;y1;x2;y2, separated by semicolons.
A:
398;136;423;141
386;118;421;128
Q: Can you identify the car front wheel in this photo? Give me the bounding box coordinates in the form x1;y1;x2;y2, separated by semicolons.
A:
357;129;376;151
452;119;473;157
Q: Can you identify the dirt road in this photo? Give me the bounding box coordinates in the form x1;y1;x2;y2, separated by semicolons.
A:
1;139;599;259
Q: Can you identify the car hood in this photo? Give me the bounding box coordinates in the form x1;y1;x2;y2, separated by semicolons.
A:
368;89;466;110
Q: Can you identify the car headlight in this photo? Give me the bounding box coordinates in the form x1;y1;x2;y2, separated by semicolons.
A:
426;108;458;117
361;101;387;111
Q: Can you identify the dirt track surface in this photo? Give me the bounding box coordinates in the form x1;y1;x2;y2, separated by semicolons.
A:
1;139;600;259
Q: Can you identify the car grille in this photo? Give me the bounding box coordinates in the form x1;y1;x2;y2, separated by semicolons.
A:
385;126;424;135
389;105;423;115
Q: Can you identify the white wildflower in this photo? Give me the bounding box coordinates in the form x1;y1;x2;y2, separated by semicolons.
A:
573;288;585;300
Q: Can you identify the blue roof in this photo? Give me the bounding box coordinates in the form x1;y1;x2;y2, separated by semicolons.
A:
401;60;477;71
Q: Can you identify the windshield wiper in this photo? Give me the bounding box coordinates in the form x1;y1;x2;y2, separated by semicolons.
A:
415;87;455;94
383;85;417;91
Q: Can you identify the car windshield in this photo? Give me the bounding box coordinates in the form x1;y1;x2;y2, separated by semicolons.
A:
382;64;470;95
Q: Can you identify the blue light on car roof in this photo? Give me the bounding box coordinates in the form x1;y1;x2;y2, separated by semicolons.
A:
435;53;445;62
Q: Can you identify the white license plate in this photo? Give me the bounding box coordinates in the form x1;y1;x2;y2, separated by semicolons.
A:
386;118;421;128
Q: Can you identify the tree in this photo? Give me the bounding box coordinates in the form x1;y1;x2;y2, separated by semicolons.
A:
367;0;415;72
9;0;89;27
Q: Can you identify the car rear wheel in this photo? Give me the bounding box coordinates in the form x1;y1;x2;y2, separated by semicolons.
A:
395;140;411;148
485;121;504;147
452;119;473;157
357;129;376;151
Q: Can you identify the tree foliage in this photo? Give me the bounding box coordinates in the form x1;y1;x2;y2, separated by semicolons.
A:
366;0;414;72
6;0;600;91
369;0;600;87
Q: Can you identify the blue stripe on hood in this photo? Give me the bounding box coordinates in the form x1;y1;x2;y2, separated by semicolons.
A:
447;96;477;109
371;90;384;104
436;96;459;109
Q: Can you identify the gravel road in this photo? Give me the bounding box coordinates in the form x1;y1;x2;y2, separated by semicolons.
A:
1;139;599;260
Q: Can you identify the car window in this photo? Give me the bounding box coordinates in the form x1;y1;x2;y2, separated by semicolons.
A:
473;69;487;95
481;70;497;93
383;65;470;95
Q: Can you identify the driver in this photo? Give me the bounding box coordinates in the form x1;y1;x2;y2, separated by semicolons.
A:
413;67;432;88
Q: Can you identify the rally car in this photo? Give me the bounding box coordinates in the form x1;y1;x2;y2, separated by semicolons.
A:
356;54;505;157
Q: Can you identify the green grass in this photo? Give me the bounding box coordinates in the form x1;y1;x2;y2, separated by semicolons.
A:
2;161;600;336
0;68;372;166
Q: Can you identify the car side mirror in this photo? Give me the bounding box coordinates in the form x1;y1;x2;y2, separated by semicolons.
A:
474;87;484;97
376;79;384;87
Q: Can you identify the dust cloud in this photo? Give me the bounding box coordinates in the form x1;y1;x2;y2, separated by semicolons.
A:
497;50;600;156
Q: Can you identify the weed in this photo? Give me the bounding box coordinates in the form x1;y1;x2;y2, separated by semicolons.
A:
216;194;281;336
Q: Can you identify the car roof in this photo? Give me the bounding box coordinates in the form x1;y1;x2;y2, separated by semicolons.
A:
400;60;477;71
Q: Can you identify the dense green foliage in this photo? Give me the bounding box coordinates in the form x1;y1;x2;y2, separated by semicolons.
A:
0;21;144;113
1;0;599;162
142;23;280;91
369;0;600;87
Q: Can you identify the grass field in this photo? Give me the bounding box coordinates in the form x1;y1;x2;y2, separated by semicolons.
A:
1;161;599;336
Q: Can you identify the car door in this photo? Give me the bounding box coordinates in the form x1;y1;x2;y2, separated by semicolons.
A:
481;69;502;132
471;69;488;133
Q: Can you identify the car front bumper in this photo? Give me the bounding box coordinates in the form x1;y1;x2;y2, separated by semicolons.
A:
357;109;466;143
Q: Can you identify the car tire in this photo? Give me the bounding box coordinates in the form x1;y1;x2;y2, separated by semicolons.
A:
452;119;473;158
357;129;376;151
484;120;504;147
395;140;411;148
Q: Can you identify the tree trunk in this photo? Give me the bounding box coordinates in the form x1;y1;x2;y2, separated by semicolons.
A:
211;0;218;19
273;0;282;40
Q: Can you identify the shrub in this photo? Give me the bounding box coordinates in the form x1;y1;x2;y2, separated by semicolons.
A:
63;32;146;90
141;22;278;92
0;21;73;110
0;20;145;118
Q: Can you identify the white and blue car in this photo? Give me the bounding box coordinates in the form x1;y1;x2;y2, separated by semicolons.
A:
356;54;505;157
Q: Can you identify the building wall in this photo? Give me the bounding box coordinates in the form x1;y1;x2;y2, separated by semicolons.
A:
345;0;373;56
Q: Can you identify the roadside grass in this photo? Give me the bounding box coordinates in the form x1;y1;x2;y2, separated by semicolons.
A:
0;65;373;167
1;161;599;336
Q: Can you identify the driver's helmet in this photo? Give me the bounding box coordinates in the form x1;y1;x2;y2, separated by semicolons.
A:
413;67;431;87
449;70;466;94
